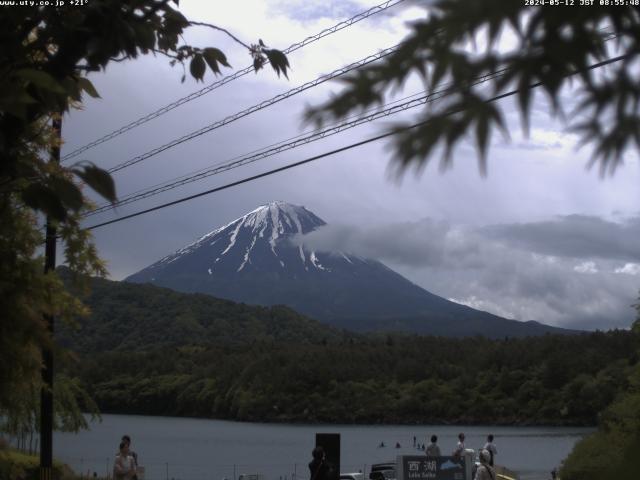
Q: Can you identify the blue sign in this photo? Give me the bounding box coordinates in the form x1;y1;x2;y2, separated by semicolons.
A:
397;456;466;480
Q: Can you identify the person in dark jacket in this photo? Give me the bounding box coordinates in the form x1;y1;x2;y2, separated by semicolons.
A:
309;447;331;480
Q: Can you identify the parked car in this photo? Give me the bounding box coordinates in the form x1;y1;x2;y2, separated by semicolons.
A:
368;462;395;480
340;473;364;480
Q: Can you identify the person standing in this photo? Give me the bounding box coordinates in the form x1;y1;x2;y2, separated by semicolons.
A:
122;435;138;468
114;441;136;480
453;433;465;458
425;435;441;457
309;447;330;480
483;435;497;467
473;450;495;480
121;435;139;480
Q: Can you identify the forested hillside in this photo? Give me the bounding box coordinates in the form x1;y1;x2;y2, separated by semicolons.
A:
66;331;637;426
57;273;638;426
57;275;345;352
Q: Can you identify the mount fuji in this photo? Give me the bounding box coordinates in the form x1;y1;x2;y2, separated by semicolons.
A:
126;201;574;337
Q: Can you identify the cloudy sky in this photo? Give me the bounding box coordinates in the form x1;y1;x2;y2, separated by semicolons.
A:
61;0;640;331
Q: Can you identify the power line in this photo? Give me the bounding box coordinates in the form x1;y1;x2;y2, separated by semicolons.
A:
84;90;431;215
104;44;400;175
84;53;629;231
83;91;433;216
85;32;623;216
84;74;501;217
85;27;624;217
61;0;407;162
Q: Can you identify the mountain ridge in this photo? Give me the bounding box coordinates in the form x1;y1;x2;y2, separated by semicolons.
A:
126;201;577;338
57;272;345;353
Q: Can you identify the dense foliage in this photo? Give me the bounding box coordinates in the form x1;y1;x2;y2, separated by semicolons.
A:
0;447;77;480
54;275;639;426
0;0;288;424
559;300;640;480
308;0;640;175
56;274;346;351
66;330;637;426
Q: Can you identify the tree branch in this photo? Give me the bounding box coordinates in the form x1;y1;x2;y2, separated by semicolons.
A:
188;21;251;50
150;48;182;61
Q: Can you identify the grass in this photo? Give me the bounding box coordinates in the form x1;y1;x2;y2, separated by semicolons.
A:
0;447;80;480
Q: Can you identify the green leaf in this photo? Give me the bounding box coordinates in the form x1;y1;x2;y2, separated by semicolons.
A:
0;89;37;119
475;113;490;175
49;177;84;212
190;54;206;82
22;184;67;221
136;25;156;52
77;77;101;99
517;74;532;137
15;69;66;94
253;56;265;73
72;163;116;204
62;77;82;101
264;49;290;79
203;47;231;75
164;8;189;30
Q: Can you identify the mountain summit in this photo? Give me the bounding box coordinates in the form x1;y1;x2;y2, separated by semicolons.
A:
141;201;329;275
126;202;574;337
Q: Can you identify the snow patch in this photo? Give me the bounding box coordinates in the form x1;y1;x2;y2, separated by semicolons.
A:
221;220;243;255
310;251;326;271
341;253;353;264
238;236;257;272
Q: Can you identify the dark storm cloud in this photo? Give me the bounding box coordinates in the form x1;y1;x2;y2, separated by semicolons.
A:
482;214;640;262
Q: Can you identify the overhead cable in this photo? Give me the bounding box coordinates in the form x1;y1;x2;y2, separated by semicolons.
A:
85;29;623;216
105;45;400;175
61;0;407;162
84;69;507;217
84;53;630;231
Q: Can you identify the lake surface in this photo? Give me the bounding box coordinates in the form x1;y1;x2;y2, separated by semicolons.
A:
54;414;593;480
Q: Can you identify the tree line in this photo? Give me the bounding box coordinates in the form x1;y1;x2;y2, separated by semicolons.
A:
66;330;637;426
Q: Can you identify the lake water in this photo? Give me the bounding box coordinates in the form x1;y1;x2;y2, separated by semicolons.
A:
54;414;593;480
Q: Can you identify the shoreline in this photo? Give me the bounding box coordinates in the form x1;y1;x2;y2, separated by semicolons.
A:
80;410;598;429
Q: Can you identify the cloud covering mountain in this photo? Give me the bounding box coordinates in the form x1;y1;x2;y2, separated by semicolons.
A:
294;214;640;330
126;202;574;337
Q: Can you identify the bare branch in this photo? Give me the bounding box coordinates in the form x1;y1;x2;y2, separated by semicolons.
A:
188;21;251;50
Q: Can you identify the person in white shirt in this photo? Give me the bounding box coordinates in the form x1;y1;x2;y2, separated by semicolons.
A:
114;441;136;480
453;433;465;458
483;434;498;467
425;435;441;457
474;449;495;480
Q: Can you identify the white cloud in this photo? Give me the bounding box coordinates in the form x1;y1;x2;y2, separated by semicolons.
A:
448;296;516;320
294;216;639;330
574;261;598;274
615;263;640;276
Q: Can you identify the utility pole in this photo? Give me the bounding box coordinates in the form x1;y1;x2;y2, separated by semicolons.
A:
40;114;61;480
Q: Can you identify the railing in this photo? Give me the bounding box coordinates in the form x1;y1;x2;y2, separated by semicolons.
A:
65;458;371;480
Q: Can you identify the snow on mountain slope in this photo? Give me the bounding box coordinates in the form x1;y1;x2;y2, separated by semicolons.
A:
126;202;576;337
132;201;363;279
